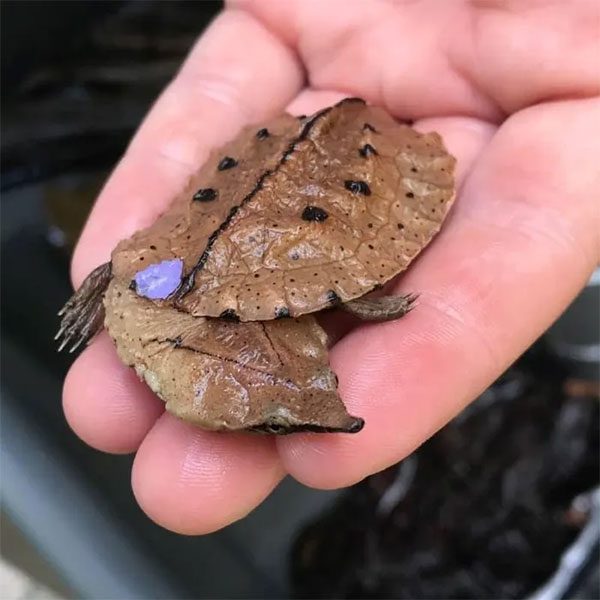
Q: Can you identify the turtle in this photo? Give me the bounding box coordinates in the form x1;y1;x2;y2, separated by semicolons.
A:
56;97;456;434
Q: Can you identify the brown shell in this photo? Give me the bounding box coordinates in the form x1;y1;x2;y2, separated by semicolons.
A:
110;113;303;287
104;281;362;433
111;98;456;321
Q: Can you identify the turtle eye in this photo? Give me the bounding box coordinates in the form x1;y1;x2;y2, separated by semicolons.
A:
266;422;286;434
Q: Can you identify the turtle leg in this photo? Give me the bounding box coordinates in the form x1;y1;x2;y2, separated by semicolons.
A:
55;261;112;352
342;293;418;322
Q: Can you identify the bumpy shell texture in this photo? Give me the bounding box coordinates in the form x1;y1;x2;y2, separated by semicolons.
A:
112;97;456;322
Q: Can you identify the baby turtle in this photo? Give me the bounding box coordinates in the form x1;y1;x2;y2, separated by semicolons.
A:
57;98;456;434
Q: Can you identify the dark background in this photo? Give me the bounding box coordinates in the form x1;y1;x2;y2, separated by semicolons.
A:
1;2;598;599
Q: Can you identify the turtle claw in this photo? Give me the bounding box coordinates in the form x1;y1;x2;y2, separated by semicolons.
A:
342;292;419;322
56;262;112;353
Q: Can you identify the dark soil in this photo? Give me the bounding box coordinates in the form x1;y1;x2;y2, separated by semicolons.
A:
290;344;599;599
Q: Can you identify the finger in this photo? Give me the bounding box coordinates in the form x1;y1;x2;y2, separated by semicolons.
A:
63;332;164;454
235;0;599;119
132;414;284;534
72;8;303;286
277;98;600;488
64;334;285;535
286;88;347;116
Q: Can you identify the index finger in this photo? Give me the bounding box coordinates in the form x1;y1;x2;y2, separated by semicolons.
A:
72;8;304;286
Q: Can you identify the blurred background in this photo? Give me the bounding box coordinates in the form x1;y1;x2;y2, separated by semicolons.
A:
1;2;598;599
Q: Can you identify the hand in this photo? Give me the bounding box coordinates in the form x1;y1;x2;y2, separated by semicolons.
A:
63;0;600;534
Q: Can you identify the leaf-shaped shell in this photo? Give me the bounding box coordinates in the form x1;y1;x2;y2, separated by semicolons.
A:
111;98;456;322
104;281;362;433
100;107;372;432
110;113;303;290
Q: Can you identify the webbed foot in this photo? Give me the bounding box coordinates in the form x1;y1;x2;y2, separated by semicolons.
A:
342;293;418;322
56;262;112;352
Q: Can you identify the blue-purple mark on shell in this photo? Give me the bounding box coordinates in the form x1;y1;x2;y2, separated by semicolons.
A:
134;258;183;300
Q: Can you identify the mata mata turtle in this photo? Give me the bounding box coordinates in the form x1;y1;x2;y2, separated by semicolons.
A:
57;98;456;434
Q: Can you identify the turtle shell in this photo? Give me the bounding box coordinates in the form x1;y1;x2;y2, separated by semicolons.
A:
104;279;362;433
111;97;456;322
103;108;369;432
110;112;302;291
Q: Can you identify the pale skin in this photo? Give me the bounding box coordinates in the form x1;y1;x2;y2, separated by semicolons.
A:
63;0;600;534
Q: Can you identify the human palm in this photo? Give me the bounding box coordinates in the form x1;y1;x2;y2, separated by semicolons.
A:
64;0;600;534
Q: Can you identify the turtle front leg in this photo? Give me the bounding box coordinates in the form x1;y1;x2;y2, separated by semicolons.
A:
56;261;112;352
342;293;418;322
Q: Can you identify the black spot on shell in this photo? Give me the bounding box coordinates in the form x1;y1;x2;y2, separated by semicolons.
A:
218;156;238;171
302;206;329;222
149;245;156;250
363;123;378;133
326;290;341;306
172;336;183;348
219;309;240;322
275;307;290;319
345;180;371;196
128;280;137;291
406;191;415;198
359;143;378;158
256;128;270;139
193;188;217;202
